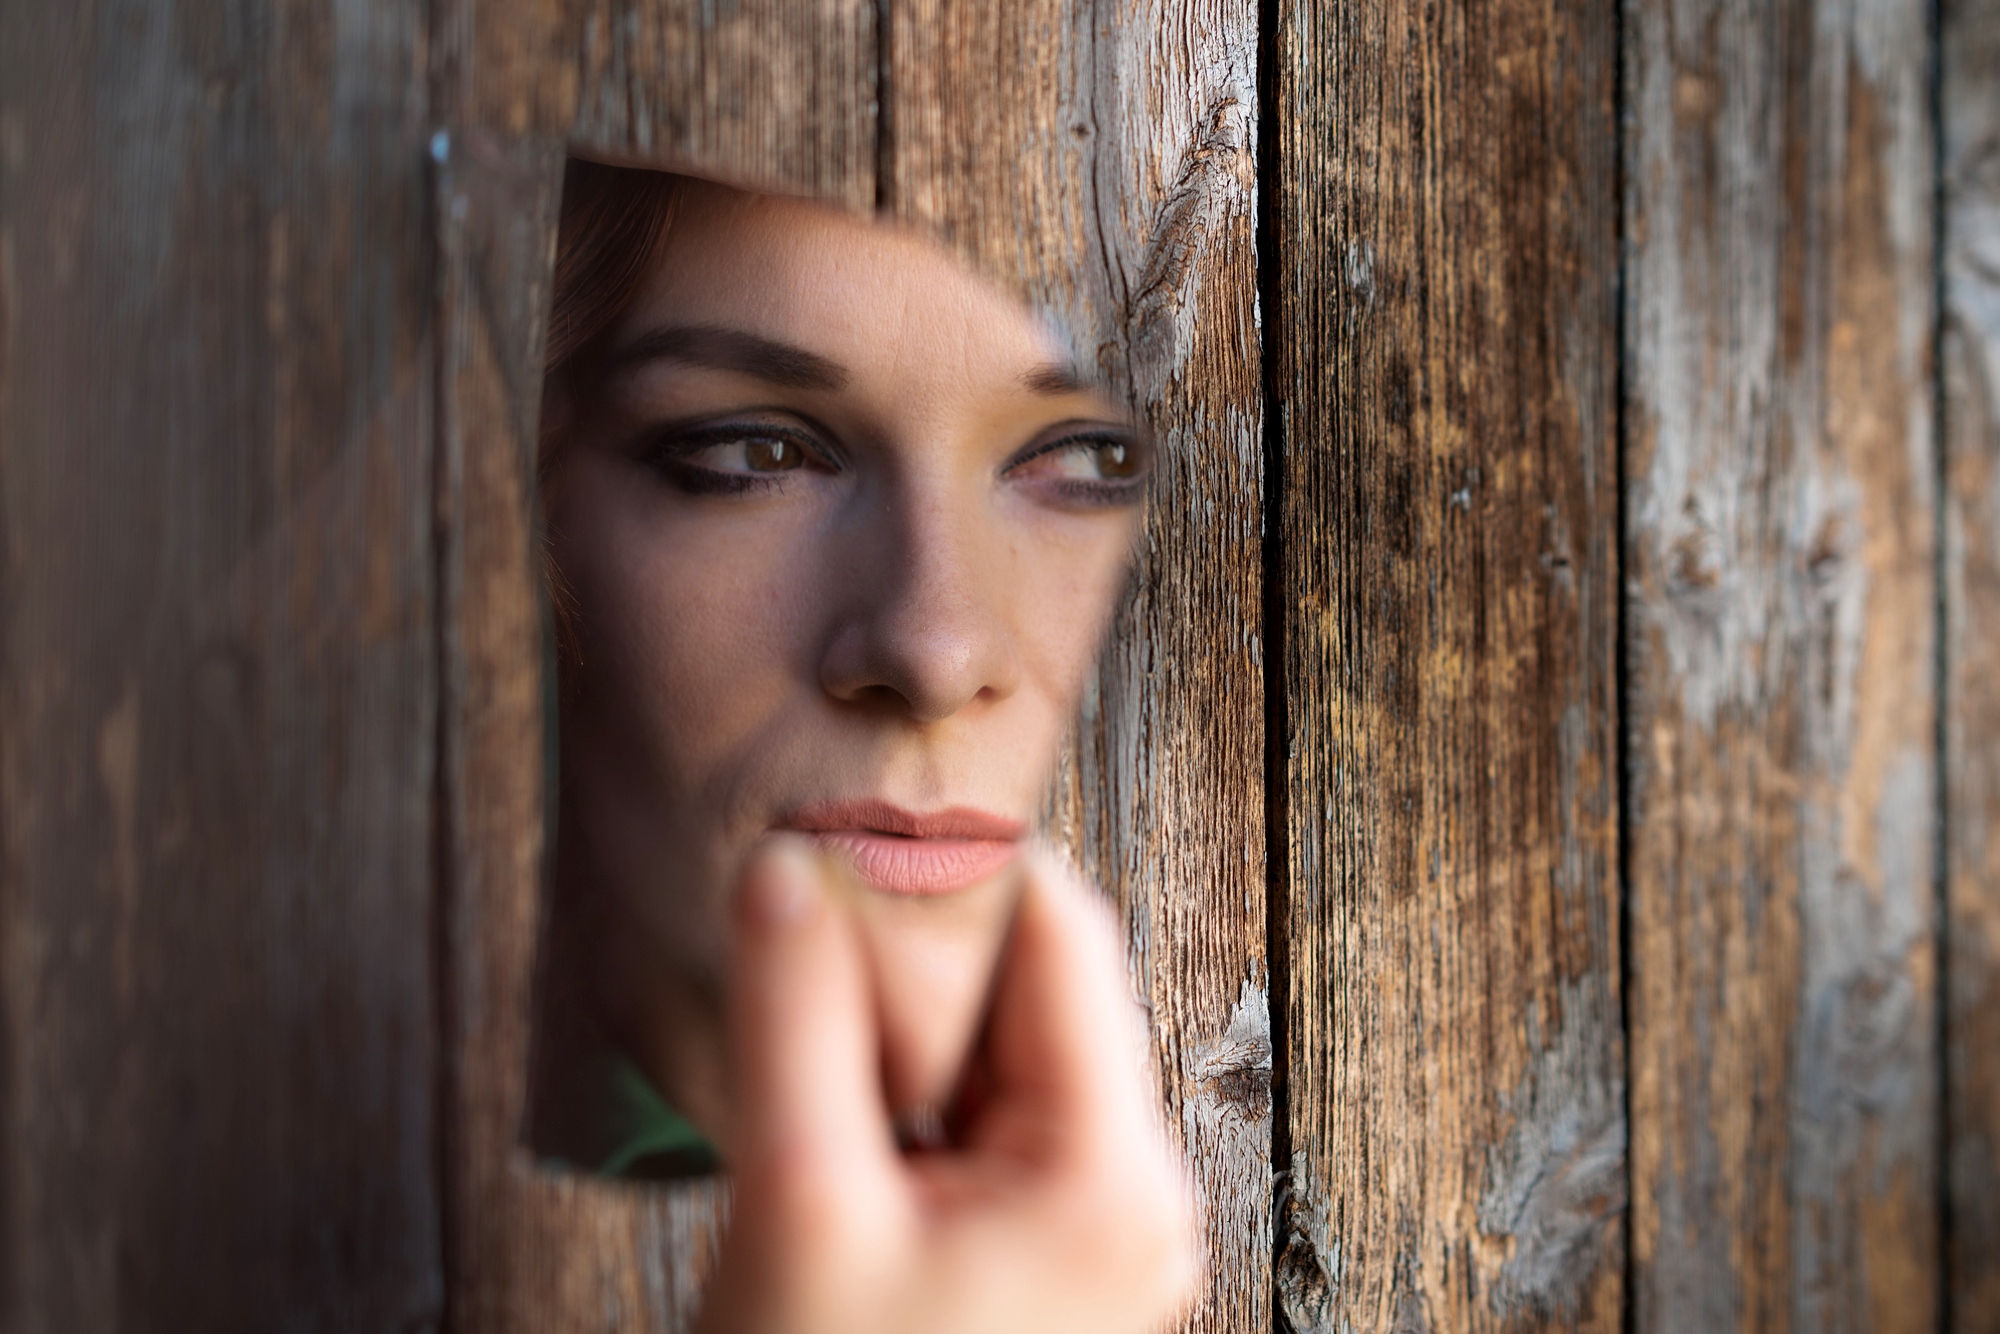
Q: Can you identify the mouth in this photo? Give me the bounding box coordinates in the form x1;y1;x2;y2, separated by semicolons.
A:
776;799;1027;897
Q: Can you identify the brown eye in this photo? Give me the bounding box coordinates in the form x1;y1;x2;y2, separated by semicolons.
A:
742;435;803;471
642;420;836;495
1001;427;1150;508
1017;435;1148;483
1092;440;1142;479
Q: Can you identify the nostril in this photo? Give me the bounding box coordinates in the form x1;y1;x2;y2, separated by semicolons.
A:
817;612;1019;722
836;682;917;714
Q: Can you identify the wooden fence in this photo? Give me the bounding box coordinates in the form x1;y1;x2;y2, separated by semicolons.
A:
0;0;1993;1329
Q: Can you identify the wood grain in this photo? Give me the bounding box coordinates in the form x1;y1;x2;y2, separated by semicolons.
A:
436;4;1271;1331
428;5;876;1329
434;129;732;1334
1941;0;2000;1322
13;2;1982;1328
0;1;442;1328
884;5;1272;1331
432;0;876;209
1268;0;1625;1329
1623;0;1941;1327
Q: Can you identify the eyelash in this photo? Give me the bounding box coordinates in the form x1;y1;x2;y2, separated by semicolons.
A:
637;420;1150;506
641;421;837;495
1001;431;1152;508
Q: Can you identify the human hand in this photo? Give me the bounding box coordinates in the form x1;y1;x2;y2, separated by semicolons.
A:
692;840;1200;1334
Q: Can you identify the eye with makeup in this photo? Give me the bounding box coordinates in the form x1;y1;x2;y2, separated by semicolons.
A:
1002;426;1151;508
639;417;840;495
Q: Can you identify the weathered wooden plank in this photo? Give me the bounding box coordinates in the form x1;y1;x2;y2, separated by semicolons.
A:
1269;0;1625;1328
432;132;749;1334
1623;0;1940;1326
1942;0;2000;1322
428;5;877;1328
434;130;730;1334
431;0;875;208
0;1;442;1329
437;5;1270;1330
882;5;1271;1332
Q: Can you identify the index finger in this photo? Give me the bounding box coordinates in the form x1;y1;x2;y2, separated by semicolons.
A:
727;839;900;1188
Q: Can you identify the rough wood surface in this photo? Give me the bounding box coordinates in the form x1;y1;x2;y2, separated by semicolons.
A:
432;0;875;208
1942;0;2000;1322
433;4;1271;1331
15;3;1990;1329
1623;0;1941;1327
1268;0;1626;1329
429;6;876;1330
884;6;1272;1332
0;2;443;1329
434;129;731;1334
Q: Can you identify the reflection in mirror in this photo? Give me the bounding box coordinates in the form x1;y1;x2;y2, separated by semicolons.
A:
526;160;1148;1180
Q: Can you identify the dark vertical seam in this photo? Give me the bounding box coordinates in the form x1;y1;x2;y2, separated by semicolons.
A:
1084;0;1130;387
1927;0;1954;1323
426;229;462;1334
873;0;893;214
1612;0;1636;1326
0;7;25;1326
421;14;461;1321
1255;0;1293;1330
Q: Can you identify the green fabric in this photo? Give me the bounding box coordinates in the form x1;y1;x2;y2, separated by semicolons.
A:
597;1057;723;1180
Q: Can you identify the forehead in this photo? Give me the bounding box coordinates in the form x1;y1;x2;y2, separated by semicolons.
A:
615;181;1069;383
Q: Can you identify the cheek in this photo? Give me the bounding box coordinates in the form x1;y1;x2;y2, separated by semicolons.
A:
1008;517;1137;694
549;466;818;790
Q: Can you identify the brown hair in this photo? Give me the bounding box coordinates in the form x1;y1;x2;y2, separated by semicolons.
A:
546;160;683;377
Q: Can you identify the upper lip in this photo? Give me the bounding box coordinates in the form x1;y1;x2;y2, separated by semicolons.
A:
777;799;1027;842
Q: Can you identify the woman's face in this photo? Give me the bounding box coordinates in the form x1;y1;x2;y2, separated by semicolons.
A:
544;179;1144;1142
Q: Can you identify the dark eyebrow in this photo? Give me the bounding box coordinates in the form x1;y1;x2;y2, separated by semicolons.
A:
607;324;849;391
1021;362;1090;395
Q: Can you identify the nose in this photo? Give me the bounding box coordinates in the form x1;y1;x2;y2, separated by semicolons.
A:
817;488;1023;722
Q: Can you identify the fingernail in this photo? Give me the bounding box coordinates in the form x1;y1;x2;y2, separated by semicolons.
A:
742;841;817;929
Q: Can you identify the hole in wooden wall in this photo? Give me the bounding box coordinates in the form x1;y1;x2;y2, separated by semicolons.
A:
498;152;1147;1186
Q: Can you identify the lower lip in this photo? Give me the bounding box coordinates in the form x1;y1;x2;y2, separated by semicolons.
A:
807;831;1020;896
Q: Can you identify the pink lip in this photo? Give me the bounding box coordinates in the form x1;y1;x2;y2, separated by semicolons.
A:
778;800;1026;896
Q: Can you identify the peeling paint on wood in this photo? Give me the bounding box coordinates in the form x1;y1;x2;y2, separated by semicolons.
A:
1624;0;1942;1327
1270;0;1626;1329
1942;0;2000;1322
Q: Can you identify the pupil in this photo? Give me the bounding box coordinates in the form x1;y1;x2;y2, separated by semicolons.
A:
748;437;794;471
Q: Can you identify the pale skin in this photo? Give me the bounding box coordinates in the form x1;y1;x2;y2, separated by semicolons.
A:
544;177;1197;1329
706;841;1199;1334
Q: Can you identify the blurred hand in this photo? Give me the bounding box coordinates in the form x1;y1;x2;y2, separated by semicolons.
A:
693;840;1200;1334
